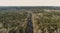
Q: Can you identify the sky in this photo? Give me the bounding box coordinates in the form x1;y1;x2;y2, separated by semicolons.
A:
0;0;20;6
0;0;60;6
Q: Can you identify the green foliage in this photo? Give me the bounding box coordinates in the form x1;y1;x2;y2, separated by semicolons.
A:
35;10;60;31
0;12;28;29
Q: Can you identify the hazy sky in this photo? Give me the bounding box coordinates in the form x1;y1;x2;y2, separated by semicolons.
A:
0;0;20;6
0;0;60;6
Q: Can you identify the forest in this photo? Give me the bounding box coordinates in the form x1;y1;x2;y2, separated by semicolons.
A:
0;7;60;33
